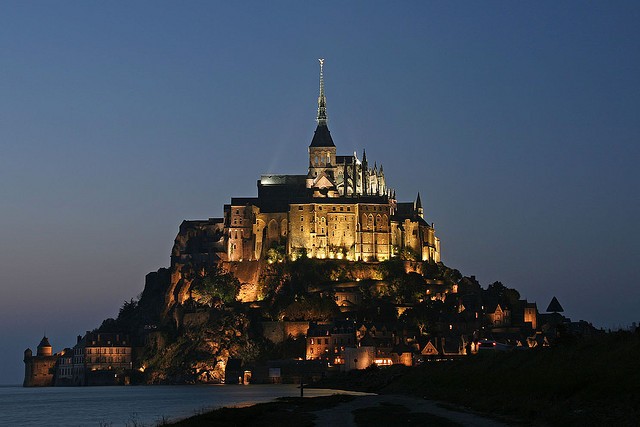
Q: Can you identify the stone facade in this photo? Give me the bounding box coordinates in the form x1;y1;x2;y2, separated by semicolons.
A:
23;336;59;387
164;61;442;308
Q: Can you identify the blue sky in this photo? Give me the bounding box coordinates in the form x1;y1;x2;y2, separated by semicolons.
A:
1;1;639;384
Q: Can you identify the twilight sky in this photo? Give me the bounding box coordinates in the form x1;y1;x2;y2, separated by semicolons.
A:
1;1;639;384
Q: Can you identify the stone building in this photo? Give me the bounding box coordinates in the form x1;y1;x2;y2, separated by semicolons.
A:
163;60;443;308
222;60;441;264
23;336;60;387
69;332;133;386
305;321;357;365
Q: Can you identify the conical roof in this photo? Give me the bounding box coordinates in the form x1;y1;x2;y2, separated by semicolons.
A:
546;296;564;313
38;336;51;348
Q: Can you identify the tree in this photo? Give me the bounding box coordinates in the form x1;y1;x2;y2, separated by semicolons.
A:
191;266;240;306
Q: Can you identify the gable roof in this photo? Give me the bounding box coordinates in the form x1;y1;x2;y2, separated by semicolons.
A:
546;296;564;313
421;341;439;356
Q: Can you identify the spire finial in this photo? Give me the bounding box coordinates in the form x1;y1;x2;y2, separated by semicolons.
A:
317;58;327;125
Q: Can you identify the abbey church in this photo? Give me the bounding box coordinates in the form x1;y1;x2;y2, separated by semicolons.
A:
221;60;440;263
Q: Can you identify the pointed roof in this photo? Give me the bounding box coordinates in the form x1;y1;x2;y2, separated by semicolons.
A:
316;58;327;126
310;124;335;147
38;336;51;348
546;297;564;313
310;59;335;148
362;149;367;162
415;192;422;209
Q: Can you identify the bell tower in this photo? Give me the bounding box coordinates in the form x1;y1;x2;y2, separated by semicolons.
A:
307;59;337;195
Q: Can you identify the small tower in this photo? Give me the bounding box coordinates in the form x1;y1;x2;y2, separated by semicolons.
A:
361;149;369;194
37;336;52;357
24;336;57;387
415;193;424;219
378;164;386;195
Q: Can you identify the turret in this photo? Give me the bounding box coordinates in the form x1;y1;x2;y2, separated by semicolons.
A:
37;336;52;357
378;164;386;195
415;193;423;219
361;149;368;194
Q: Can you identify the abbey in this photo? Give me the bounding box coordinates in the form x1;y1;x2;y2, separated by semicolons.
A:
222;60;440;263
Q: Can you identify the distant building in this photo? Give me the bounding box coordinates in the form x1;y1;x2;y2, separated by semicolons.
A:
305;321;356;365
23;336;60;387
69;332;133;386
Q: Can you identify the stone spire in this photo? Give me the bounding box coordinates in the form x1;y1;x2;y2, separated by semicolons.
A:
310;58;334;148
317;58;327;125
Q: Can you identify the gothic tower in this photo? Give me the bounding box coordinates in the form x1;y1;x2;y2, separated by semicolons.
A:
307;59;338;196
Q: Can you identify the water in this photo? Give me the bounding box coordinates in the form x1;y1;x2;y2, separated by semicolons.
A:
0;384;364;426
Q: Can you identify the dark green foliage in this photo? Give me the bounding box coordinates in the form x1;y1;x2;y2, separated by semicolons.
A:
484;281;521;307
281;293;340;321
191;265;240;306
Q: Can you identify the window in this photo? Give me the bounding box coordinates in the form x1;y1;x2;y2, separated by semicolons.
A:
300;226;304;232
298;206;303;210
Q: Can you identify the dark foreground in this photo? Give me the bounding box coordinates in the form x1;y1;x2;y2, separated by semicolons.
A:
169;333;640;426
311;332;640;426
168;394;505;427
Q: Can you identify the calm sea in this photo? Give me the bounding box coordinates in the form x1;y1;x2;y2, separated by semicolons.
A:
0;384;362;426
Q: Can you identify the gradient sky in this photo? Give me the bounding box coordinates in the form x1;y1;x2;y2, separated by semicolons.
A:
1;1;639;384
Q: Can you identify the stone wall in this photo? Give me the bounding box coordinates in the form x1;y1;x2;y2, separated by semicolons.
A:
262;321;310;343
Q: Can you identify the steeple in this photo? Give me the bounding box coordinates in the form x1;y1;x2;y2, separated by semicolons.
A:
317;58;327;125
310;58;334;148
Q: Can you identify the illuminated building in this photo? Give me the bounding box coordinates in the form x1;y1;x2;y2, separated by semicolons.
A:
70;332;133;386
23;336;60;387
222;60;441;263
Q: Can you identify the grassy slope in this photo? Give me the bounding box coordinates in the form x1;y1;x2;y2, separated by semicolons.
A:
313;333;640;426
